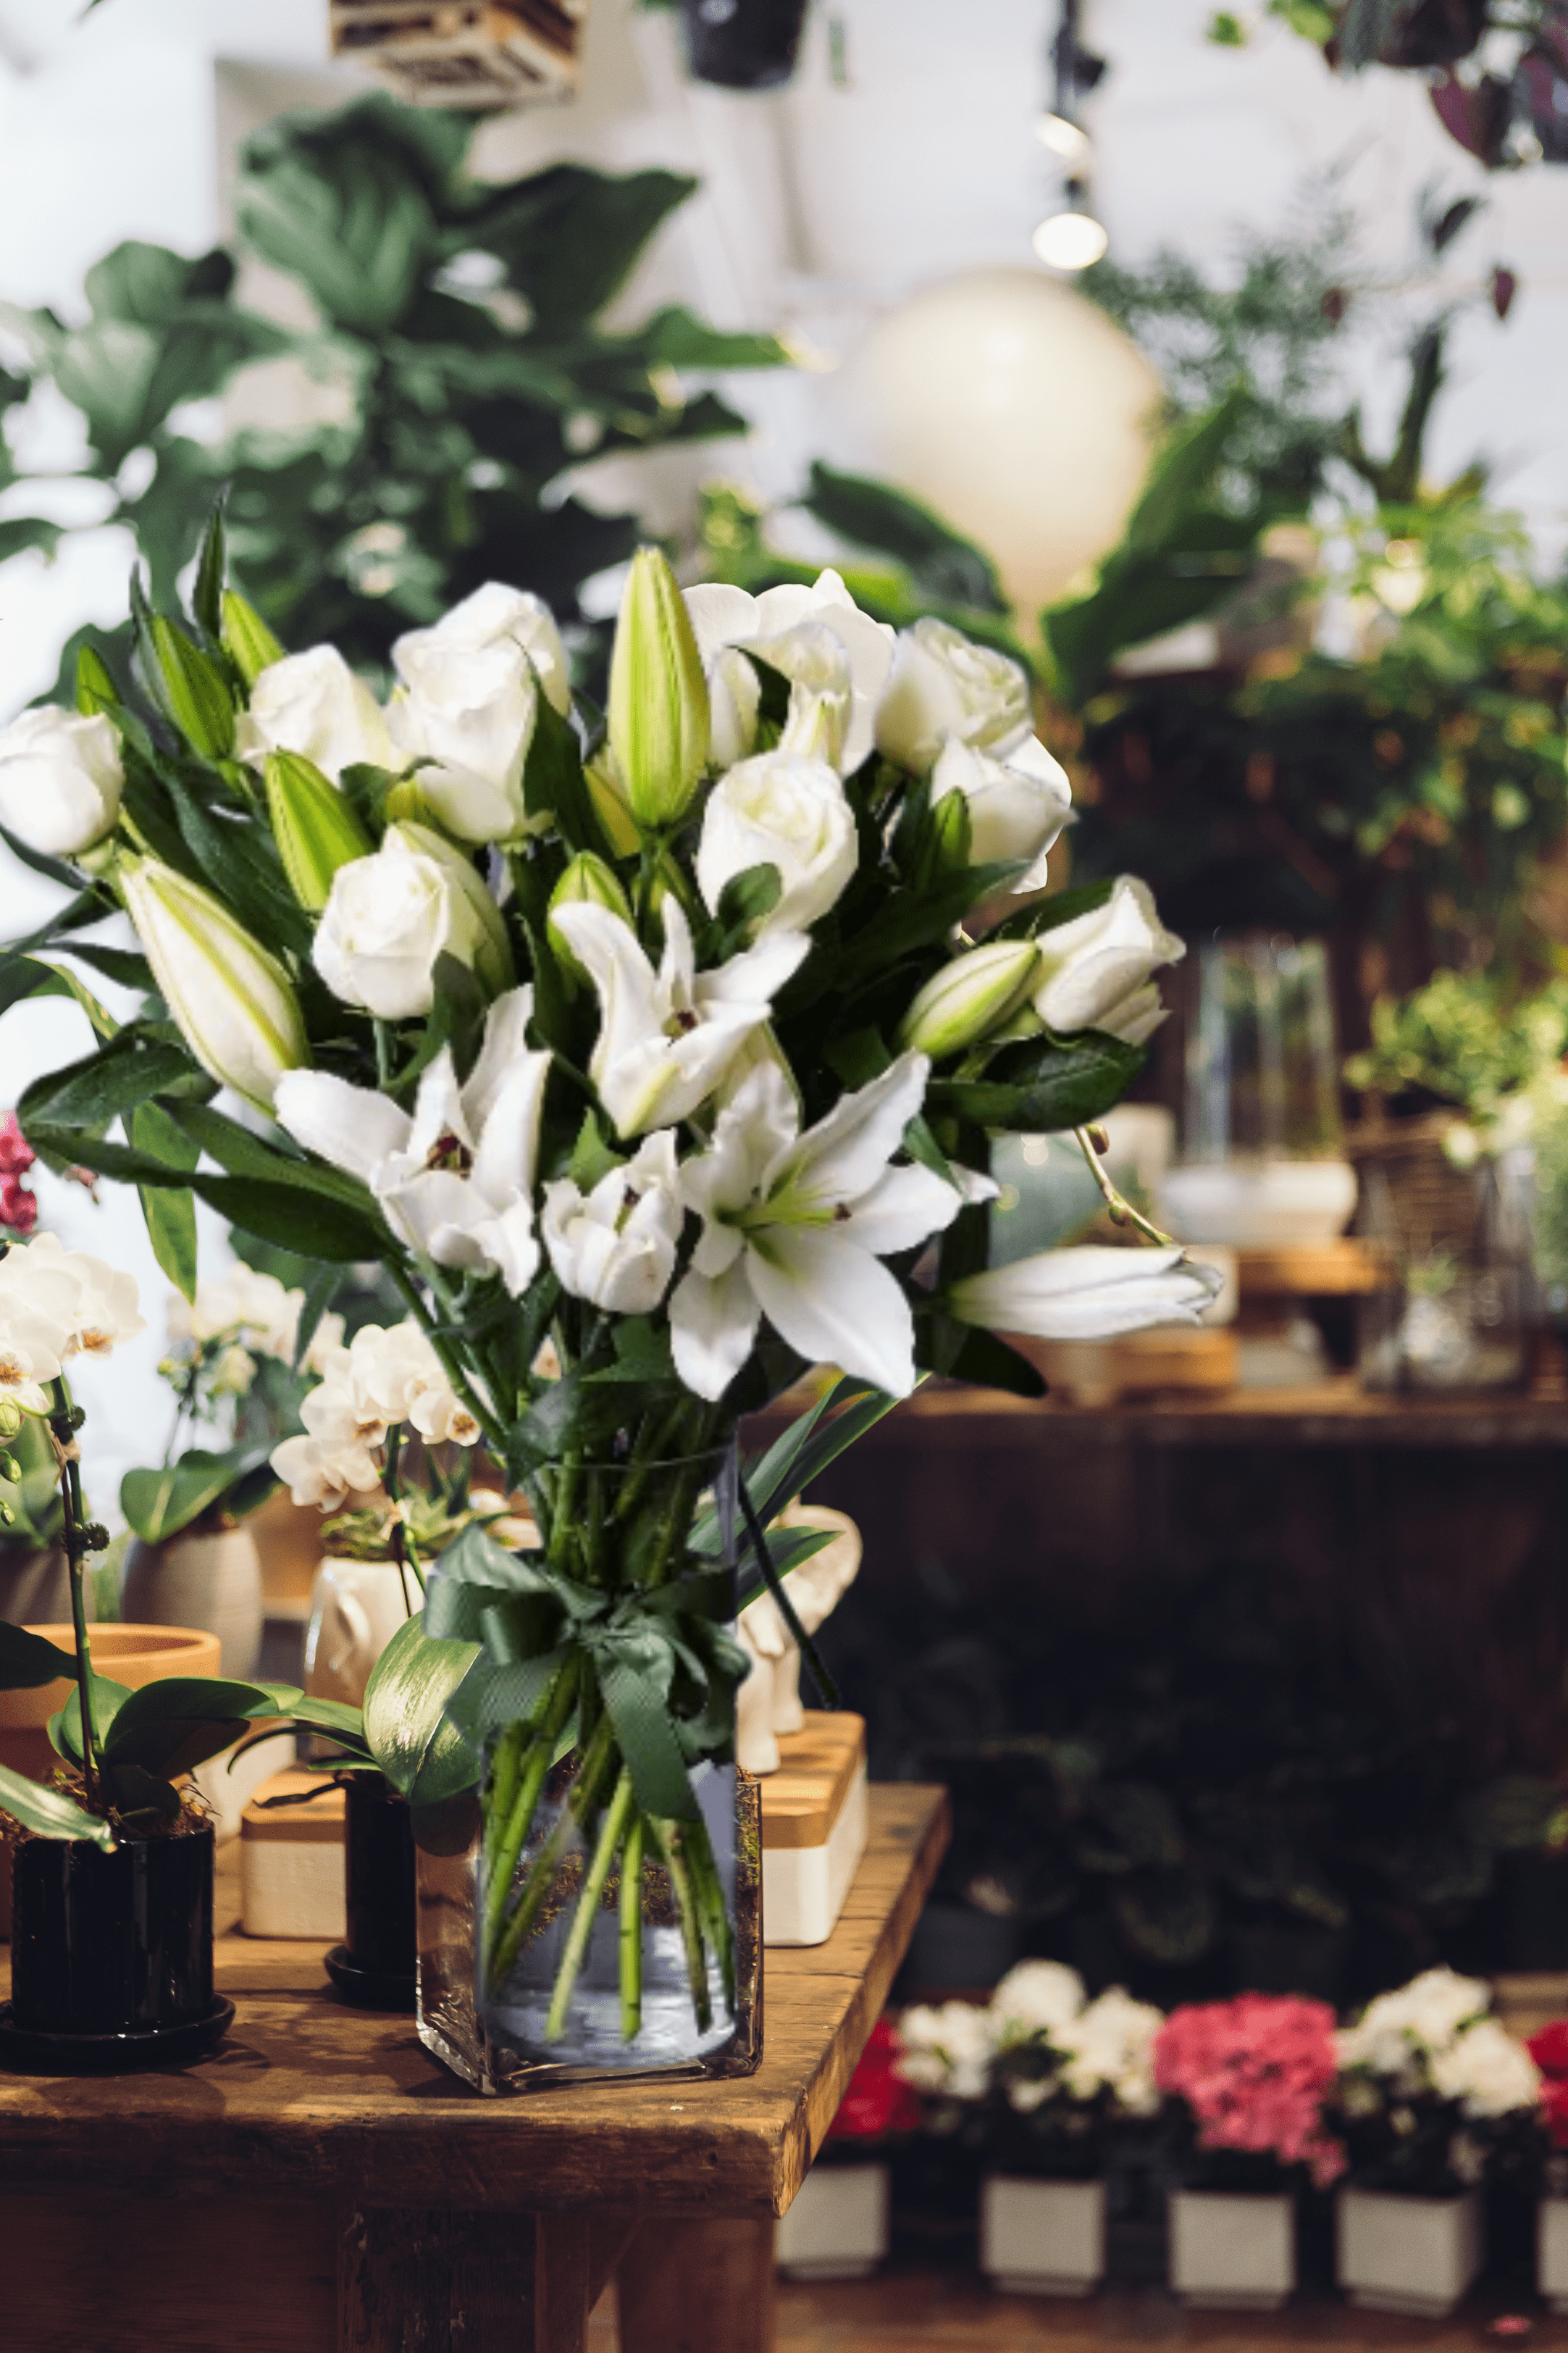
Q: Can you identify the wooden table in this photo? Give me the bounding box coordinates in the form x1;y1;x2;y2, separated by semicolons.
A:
0;1784;947;2353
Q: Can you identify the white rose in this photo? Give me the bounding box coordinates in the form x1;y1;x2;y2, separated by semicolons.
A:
894;2000;996;2102
696;751;857;933
233;645;392;782
1429;2020;1540;2118
314;821;511;1019
931;735;1072;889
1031;877;1184;1045
388;637;539;845
989;1959;1085;2043
413;581;571;715
1055;1989;1164;2112
542;1131;682;1315
684;569;896;777
0;706;123;857
875;617;1031;775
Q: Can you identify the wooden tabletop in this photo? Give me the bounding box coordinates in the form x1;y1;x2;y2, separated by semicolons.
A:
0;1783;947;2223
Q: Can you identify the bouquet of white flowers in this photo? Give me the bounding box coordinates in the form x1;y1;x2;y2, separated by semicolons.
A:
0;513;1213;2084
1332;1966;1541;2192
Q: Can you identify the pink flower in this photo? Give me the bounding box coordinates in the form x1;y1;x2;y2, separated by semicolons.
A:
0;1175;37;1234
1154;1994;1346;2189
0;1113;34;1176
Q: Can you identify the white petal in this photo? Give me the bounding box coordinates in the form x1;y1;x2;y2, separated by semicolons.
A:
669;1261;760;1400
744;1227;917;1397
683;583;760;669
471;1050;550;1213
844;1161;978;1255
461;982;536;1132
780;1053;930;1208
405;1049;474;1166
380;1169;489;1267
274;1071;411;1184
471;1198;542;1296
697;925;812;1010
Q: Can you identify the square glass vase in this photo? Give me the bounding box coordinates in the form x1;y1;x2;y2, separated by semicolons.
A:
416;1758;762;2094
1167;2188;1296;2310
776;2160;889;2280
981;2175;1106;2297
1336;2186;1482;2316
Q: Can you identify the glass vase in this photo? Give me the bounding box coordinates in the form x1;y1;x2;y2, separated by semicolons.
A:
415;1439;763;2094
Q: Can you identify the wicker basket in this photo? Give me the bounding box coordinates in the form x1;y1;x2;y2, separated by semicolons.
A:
1343;1112;1482;1258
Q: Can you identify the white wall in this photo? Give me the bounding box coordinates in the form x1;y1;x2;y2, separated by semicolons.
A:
1;0;1564;1501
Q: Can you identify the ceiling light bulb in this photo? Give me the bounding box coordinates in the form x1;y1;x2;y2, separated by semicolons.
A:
1032;210;1109;272
1035;112;1091;164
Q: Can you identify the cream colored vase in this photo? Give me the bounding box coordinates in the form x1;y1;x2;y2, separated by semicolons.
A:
121;1524;264;1679
304;1558;411;1708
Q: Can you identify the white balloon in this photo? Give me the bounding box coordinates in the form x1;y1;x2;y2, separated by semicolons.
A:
834;268;1162;622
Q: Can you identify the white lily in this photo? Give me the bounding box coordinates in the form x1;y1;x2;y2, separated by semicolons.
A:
542;1131;683;1315
548;899;810;1139
668;1055;992;1401
684;569;895;777
274;985;550;1295
949;1245;1220;1342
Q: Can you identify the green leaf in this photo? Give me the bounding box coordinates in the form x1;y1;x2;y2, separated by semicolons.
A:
0;1761;114;1847
521;690;604;855
467;163;696;325
642;306;789;371
291;1266;344;1374
191;495;227;644
20;1037;201;1131
50;1674;135;1764
0;1622;79;1691
120;1442;274;1544
101;1673;293;1779
930;1029;1146;1133
362;1615;482;1805
104;1762;183;1824
129;1100;200;1301
802;460;1009;616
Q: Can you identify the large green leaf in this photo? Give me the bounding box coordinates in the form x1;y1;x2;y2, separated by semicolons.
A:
0;1761;114;1847
20;1036;201;1130
50;1674;136;1764
802;461;1008;616
363;1616;482;1806
101;1674;298;1779
467;164;695;325
120;1442;274;1545
129;1100;199;1303
0;1623;78;1691
928;1029;1146;1134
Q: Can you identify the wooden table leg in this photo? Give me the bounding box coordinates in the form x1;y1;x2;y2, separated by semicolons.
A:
615;2218;776;2353
340;2206;605;2352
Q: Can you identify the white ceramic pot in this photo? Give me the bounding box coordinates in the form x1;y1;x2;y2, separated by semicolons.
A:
1539;2197;1568;2311
1167;2188;1295;2310
775;2160;889;2281
121;1525;264;1679
1336;2186;1482;2316
981;2176;1104;2296
1158;1160;1358;1246
304;1558;414;1708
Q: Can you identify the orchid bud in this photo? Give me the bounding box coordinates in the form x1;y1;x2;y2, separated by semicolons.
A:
608;547;710;829
548;851;633;979
221;591;287;690
147;617;235;760
897;940;1040;1061
264;751;373;913
122;858;307;1112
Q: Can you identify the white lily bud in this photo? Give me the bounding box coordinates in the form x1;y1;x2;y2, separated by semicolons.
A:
1033;877;1184;1045
696;751;857;933
122;858;307;1112
314;822;513;1021
232;645;393;784
875;617;1031;775
931;735;1072;888
608;547;710;829
0;706;124;858
951;1245;1222;1341
897;940;1040;1059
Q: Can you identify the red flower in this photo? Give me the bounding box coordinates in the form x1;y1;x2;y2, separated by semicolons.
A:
1529;2020;1568;2080
0;1113;35;1176
828;2017;923;2142
0;1175;38;1234
1154;1994;1346;2189
1540;2076;1568;2152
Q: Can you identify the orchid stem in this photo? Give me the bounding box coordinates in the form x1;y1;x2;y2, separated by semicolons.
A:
49;1377;98;1807
1071;1125;1177;1247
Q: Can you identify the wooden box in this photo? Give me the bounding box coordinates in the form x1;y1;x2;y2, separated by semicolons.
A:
760;1713;868;1949
240;1769;346;1941
329;1;586;108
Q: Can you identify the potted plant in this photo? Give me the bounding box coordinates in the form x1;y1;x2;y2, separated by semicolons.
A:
1528;2020;1568;2308
1330;1965;1541;2313
0;1229;309;2069
1154;1992;1345;2309
677;0;810;90
980;1962;1164;2297
776;2016;920;2279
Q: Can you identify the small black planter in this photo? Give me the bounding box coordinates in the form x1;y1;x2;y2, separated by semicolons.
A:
0;1824;230;2072
326;1774;416;2012
679;0;809;91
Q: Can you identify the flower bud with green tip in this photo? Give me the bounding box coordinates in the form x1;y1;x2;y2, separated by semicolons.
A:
75;645;118;719
121;857;308;1111
548;851;633;980
926;785;971;876
221;590;287;690
148;617;235;760
608;547;709;829
584;744;640;856
265;750;374;912
897;940;1040;1061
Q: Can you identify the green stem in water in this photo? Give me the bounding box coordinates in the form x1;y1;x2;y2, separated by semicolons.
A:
488;1710;613;1987
683;1808;736;2014
545;1769;635;2043
619;1811;645;2042
482;1660;579;1965
653;1817;712;2034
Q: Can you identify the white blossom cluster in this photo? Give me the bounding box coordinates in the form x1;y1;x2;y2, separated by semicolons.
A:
896;1960;1162;2117
163;1265;344;1402
0;1230;145;1418
272;1319;481;1511
1335;1967;1541;2122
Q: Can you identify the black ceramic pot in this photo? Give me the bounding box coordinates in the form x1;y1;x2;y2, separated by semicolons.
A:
10;1824;214;2035
326;1774;416;2010
679;0;809;90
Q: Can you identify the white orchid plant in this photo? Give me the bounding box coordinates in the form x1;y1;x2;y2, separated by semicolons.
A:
0;512;1215;2052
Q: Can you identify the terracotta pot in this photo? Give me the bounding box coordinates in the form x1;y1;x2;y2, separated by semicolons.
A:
0;1623;222;1939
122;1524;264;1678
